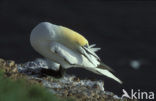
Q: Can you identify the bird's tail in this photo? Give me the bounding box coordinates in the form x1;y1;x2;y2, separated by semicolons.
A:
88;67;122;84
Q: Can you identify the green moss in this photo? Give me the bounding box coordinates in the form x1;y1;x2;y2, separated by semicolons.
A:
0;71;73;101
0;69;4;76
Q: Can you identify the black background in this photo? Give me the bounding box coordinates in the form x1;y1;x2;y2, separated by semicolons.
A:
0;0;156;96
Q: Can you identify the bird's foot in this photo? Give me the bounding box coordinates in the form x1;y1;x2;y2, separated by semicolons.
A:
40;66;66;78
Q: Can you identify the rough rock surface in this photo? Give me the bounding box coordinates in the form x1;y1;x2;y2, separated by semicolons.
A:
0;58;137;101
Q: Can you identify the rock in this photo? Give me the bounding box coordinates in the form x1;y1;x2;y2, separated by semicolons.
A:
12;66;18;73
0;58;6;64
6;60;15;67
72;77;80;82
0;58;138;101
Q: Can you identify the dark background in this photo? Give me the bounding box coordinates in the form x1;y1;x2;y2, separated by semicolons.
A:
0;0;156;96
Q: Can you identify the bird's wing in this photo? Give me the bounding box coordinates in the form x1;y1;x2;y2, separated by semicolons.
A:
78;44;101;66
50;42;80;65
87;67;122;84
79;44;114;72
97;62;114;72
83;46;100;60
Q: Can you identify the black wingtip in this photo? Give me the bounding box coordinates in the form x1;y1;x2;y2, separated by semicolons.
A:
98;62;115;73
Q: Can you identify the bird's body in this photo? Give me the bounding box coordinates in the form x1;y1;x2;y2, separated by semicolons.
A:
30;22;122;84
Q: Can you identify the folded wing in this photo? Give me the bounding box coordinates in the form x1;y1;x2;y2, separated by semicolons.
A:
50;42;81;65
78;44;122;84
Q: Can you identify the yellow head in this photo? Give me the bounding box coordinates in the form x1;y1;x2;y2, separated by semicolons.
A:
60;26;89;47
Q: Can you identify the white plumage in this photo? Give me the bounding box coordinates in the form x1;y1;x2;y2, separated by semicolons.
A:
30;22;122;84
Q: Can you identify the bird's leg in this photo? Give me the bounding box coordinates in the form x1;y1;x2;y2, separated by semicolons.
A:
40;66;66;78
57;65;66;77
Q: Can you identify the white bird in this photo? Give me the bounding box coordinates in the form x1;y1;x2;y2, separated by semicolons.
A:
30;22;122;84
